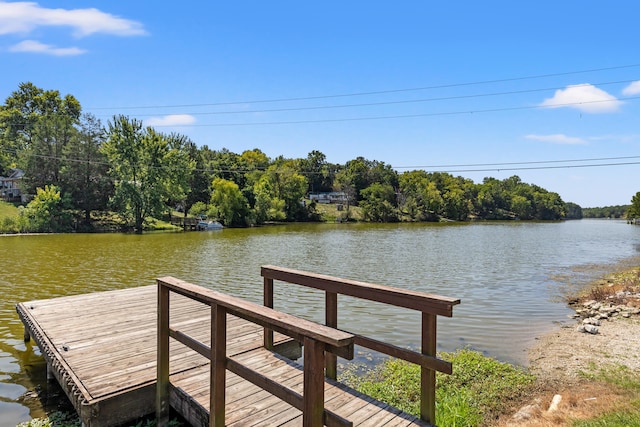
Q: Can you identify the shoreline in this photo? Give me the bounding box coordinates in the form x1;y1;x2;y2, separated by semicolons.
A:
496;264;640;426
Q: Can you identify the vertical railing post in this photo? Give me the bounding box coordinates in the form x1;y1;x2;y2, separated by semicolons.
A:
325;291;338;380
156;283;170;426
303;337;324;427
210;303;227;427
420;312;437;424
263;277;274;349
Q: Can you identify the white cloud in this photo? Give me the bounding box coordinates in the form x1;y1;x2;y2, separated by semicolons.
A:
146;115;197;127
9;39;85;55
525;134;587;145
0;1;146;37
539;84;622;113
622;81;640;96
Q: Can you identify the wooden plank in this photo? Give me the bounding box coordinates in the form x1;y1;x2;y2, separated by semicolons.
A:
261;265;460;317
18;279;443;427
158;277;355;351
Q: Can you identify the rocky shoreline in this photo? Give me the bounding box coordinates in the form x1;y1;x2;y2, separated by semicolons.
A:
532;267;640;373
498;266;640;426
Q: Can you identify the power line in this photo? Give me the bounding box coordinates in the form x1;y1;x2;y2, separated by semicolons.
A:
145;96;640;127
91;79;638;118
87;63;640;110
444;161;640;174
396;155;640;169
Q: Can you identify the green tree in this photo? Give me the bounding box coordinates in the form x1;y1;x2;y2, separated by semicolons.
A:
21;185;72;232
0;83;81;190
360;183;398;222
565;202;583;219
209;177;250;226
627;192;640;219
102;116;190;233
253;162;308;222
59;114;113;225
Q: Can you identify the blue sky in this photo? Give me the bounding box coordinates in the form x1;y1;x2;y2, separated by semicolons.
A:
1;1;639;207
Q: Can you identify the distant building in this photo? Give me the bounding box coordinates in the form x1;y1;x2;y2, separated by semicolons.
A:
308;192;347;204
0;168;24;202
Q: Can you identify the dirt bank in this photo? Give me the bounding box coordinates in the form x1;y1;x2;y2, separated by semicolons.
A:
495;266;640;426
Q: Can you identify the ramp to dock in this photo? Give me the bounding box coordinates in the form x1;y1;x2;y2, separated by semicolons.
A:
17;285;433;426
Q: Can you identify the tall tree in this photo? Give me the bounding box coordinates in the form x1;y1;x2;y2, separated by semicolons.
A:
60;114;113;224
209;177;250;226
253;161;308;222
360;183;398;222
102;115;191;233
0;83;81;189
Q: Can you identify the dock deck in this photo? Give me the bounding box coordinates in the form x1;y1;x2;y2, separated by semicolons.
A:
17;285;432;427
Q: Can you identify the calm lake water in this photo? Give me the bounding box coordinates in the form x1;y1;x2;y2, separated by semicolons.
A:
1;219;639;425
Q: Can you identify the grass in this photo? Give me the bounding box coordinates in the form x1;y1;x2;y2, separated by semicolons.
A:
340;348;536;427
0;200;19;217
571;364;640;427
309;200;362;222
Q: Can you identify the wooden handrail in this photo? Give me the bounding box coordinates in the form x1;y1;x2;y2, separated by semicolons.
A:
156;276;355;427
261;265;461;425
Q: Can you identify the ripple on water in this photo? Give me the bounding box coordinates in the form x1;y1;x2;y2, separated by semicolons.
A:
0;400;30;427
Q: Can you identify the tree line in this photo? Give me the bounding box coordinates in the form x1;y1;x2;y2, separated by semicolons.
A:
1;83;576;233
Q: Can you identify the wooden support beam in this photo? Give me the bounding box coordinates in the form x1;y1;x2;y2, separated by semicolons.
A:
210;304;227;427
420;312;437;424
303;337;325;427
325;291;338;380
156;285;170;426
264;277;274;349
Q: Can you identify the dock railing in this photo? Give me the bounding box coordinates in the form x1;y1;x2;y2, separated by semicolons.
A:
261;265;461;425
156;276;355;427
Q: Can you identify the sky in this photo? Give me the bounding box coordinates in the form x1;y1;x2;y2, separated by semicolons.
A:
1;1;639;208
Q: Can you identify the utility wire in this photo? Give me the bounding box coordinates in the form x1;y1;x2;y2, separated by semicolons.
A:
90;79;639;118
87;63;640;110
146;96;640;127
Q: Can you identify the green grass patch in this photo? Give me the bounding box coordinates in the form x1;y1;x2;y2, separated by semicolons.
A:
0;200;19;217
340;348;535;427
0;200;21;232
571;402;640;427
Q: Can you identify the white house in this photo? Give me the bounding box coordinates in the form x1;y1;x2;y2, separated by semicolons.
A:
0;168;24;202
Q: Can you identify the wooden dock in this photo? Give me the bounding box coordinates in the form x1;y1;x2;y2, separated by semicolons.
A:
17;266;460;427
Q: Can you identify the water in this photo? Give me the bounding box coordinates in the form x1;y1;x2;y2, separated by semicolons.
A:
1;219;639;425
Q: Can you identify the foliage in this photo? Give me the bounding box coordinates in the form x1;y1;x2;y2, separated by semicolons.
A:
359;182;398;222
209;177;250;226
21;185;73;232
16;412;184;427
187;201;208;217
565;202;583;219
17;411;81;427
1;82;578;230
341;349;535;427
582;205;630;219
253;161;308;222
101;116;194;233
627;192;640;219
59;114;113;225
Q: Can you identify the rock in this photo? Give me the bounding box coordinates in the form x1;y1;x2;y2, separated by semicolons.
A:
577;324;599;334
546;394;562;413
584;324;599;334
512;401;541;421
582;317;601;326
